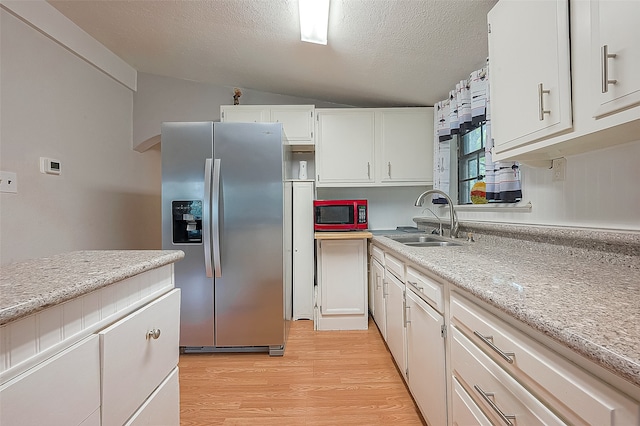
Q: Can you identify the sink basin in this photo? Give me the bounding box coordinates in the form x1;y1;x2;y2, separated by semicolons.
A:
388;234;463;247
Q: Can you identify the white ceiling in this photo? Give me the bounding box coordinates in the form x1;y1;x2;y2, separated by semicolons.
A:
48;0;497;107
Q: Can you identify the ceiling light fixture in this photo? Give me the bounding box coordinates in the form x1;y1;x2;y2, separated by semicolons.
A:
299;0;330;45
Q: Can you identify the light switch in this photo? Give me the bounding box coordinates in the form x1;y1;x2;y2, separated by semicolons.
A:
0;171;18;193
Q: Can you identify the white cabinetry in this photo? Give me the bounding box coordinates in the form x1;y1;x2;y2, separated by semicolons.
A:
292;181;315;320
370;245;386;339
220;105;315;145
490;0;640;163
384;255;406;380
590;0;640;118
315;237;368;330
450;292;640;425
316;109;375;185
405;288;447;426
488;0;572;153
378;108;434;184
315;108;433;187
0;335;100;426
100;289;180;426
125;367;180;426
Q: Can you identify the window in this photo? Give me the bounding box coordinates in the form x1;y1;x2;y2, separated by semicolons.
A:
458;123;486;204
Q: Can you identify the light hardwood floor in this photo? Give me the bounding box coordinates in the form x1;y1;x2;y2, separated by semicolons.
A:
179;317;426;425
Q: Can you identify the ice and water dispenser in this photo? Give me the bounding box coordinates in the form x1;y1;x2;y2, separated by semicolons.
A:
171;200;203;244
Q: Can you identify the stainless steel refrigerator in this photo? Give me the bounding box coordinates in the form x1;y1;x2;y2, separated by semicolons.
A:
161;121;290;356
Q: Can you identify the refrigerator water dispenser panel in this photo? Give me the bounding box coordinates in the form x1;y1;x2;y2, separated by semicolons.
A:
172;200;203;244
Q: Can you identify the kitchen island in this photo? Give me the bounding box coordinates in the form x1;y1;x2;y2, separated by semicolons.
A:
371;225;640;424
0;250;184;426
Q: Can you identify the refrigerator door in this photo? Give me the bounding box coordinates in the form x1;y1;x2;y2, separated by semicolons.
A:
213;122;285;348
161;122;214;347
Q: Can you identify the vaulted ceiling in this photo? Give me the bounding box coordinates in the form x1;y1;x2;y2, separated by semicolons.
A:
48;0;497;107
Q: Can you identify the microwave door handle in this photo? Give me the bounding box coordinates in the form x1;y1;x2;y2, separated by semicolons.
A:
203;158;213;278
212;158;222;278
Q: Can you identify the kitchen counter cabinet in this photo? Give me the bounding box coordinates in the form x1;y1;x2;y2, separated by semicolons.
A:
0;250;184;426
315;236;370;330
371;230;640;423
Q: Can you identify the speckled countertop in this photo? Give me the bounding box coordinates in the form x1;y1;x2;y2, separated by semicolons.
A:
0;250;185;326
372;228;640;388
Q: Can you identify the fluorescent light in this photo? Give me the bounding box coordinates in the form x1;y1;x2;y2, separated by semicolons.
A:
299;0;330;45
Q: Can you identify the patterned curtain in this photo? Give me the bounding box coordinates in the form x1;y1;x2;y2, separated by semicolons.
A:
433;58;522;204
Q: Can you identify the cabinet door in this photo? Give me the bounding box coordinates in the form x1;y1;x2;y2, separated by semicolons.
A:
405;289;446;426
125;367;180;426
371;257;386;340
319;239;367;316
379;108;433;184
385;272;406;379
316;109;375;185
271;106;314;144
452;377;492;426
591;0;640;117
488;0;572;152
0;335;100;426
292;181;315;320
220;106;269;123
100;289;180;426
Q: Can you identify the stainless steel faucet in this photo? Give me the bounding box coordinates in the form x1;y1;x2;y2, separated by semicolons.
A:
414;189;459;238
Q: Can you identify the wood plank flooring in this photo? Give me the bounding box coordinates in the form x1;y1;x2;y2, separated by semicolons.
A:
179;317;425;425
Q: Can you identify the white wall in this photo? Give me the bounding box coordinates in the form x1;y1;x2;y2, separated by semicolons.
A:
133;72;350;150
0;9;160;264
438;140;640;231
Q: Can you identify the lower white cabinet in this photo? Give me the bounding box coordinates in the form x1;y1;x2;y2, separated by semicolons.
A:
405;288;447;426
451;376;492;426
100;289;180;426
316;238;368;330
370;254;386;340
0;334;100;426
384;271;406;380
125;367;180;426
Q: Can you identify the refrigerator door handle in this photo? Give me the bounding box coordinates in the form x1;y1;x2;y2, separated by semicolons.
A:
212;158;222;278
203;158;213;278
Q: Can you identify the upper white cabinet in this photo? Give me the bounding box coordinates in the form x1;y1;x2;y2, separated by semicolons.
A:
220;105;315;145
488;0;572;153
590;0;640;118
378;109;434;184
316;109;376;185
315;108;433;187
490;0;640;163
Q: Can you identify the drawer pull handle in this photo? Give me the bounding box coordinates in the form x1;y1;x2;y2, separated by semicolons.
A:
407;280;424;292
473;331;515;364
601;44;617;93
537;83;551;121
147;329;161;340
474;385;516;426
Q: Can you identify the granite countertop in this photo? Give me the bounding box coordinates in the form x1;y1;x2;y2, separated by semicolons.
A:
372;230;640;388
0;250;185;326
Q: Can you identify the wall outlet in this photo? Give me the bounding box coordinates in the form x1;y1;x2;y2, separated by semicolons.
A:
551;157;566;182
0;171;18;193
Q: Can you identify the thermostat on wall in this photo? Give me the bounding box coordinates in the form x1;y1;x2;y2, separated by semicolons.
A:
40;157;61;175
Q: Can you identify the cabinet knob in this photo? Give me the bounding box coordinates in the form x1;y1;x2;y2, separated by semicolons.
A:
146;329;161;340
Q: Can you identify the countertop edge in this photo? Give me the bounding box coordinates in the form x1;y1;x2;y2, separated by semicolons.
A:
0;250;185;325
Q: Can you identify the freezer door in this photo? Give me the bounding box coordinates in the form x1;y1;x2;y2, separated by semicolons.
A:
213;122;285;347
161;121;214;347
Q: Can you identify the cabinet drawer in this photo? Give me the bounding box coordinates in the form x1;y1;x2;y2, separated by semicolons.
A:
452;327;565;425
405;266;443;313
100;289;180;426
451;294;640;425
452;376;492;426
0;334;100;426
385;253;404;282
125;367;180;426
370;244;385;265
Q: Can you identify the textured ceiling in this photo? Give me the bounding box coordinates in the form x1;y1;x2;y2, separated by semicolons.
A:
48;0;497;107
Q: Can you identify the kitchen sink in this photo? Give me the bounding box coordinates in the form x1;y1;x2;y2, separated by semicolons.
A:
388;234;463;247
